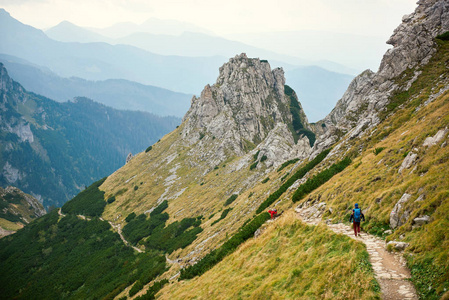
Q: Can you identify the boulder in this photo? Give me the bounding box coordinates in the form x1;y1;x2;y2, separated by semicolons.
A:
126;153;133;164
423;128;448;147
398;152;418;174
413;215;430;226
390;193;412;229
387;241;409;251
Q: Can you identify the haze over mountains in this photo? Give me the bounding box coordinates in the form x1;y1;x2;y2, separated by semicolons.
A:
0;54;192;117
0;8;356;121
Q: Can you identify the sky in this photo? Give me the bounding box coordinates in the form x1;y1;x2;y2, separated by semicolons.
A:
0;0;417;37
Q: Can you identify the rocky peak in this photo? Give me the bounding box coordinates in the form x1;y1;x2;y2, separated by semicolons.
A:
180;53;313;168
379;0;449;80
315;0;449;154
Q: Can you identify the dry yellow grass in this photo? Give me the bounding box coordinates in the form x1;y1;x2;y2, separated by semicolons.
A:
0;218;22;231
159;211;379;300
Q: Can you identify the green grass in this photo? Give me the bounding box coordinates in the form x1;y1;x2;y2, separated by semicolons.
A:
61;177;107;217
164;212;380;299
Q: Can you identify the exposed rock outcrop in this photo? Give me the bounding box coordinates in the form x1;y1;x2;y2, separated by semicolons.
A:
398;151;418;174
390;193;413;229
181;53;313;169
315;0;449;154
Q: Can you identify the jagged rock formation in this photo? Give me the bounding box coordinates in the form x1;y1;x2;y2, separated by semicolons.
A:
314;0;449;155
181;53;313;169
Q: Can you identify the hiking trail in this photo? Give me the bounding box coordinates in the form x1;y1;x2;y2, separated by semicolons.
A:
295;207;418;300
108;221;143;253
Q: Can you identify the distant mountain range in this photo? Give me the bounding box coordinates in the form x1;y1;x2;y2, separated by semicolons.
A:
0;8;354;121
0;9;226;94
0;54;192;117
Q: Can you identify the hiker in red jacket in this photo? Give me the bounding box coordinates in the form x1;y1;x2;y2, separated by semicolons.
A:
268;208;277;219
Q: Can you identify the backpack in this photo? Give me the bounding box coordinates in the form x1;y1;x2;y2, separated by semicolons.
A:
354;208;362;222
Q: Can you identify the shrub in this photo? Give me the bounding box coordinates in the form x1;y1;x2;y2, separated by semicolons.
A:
145;146;152;153
373;147;385;155
284;85;316;146
277;158;299;172
256;148;331;213
134;279;169;300
211;208;233;225
292;157;352;203
145;217;203;253
107;196;116;204
436;31;449;41
262;177;270;184
260;155;268;162
129;280;144;297
253;150;260;161
125;212;136;222
180;212;270;280
134;186;139;191
61;177;107;217
224;194;238;206
249;162;258;170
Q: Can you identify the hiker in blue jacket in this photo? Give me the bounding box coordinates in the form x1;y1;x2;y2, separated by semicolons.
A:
349;203;365;237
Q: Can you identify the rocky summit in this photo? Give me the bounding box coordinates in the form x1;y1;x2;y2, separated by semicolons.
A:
181;53;314;169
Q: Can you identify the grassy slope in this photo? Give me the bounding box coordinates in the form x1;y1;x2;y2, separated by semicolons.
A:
157;40;449;298
159;212;379;300
100;123;294;264
98;41;448;299
287;39;449;299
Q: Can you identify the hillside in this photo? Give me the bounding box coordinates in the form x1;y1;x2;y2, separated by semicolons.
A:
0;64;179;208
0;186;45;237
0;1;448;299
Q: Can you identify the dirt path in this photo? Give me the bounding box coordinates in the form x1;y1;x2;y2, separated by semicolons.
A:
295;208;418;300
108;221;143;253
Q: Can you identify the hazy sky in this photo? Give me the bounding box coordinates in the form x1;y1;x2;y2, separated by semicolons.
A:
1;0;417;36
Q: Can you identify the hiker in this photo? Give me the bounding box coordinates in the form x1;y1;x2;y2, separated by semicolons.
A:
268;208;278;219
349;203;365;237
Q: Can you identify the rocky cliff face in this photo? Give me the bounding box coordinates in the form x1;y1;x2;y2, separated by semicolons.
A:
181;54;313;169
313;0;449;156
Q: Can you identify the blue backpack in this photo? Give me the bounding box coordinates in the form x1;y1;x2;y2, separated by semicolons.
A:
354;208;362;222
